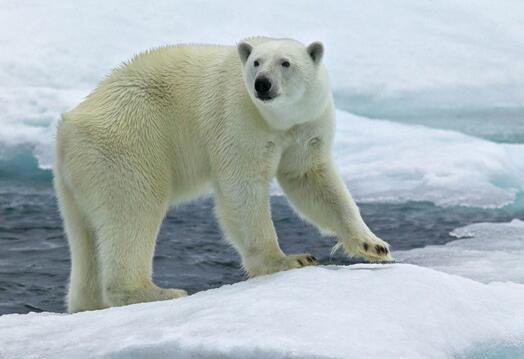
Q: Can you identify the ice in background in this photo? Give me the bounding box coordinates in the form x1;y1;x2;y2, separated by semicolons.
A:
1;0;524;358
1;0;524;208
333;111;524;208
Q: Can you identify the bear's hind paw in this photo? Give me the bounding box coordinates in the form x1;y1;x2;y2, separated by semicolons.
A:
245;253;318;277
285;253;319;268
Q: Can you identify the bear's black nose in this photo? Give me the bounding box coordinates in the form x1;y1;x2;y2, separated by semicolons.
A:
254;77;272;94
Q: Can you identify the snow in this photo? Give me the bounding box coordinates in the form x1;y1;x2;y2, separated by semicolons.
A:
1;0;523;208
1;264;524;359
395;219;524;284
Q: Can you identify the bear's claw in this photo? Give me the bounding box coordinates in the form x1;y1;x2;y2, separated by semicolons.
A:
246;253;319;277
297;255;317;266
289;253;318;268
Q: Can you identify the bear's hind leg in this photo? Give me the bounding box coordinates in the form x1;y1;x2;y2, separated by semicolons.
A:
94;201;187;307
54;176;106;313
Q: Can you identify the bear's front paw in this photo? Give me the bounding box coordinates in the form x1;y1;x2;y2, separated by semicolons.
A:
336;231;393;263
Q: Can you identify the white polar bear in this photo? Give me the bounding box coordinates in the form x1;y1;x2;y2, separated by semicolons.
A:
54;37;392;313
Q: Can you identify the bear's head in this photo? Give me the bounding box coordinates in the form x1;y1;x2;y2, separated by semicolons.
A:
238;38;330;130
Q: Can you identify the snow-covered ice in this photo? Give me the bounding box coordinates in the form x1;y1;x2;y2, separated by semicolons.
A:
395;219;524;284
1;264;524;359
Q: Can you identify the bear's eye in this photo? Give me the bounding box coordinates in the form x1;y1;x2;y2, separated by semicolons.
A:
281;61;290;68
253;60;259;67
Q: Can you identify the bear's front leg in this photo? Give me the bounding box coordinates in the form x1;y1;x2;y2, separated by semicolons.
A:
278;158;392;263
214;182;318;277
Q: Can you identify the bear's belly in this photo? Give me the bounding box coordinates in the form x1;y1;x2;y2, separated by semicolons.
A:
168;134;212;205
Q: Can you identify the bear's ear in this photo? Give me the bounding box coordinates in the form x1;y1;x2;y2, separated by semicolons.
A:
307;41;324;65
237;42;253;65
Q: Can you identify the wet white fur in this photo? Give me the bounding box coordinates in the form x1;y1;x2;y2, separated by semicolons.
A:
54;37;391;313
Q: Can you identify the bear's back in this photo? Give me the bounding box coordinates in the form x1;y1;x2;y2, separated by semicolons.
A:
64;38;285;123
69;44;237;118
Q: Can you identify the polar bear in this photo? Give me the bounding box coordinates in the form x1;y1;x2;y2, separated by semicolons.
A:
54;37;392;313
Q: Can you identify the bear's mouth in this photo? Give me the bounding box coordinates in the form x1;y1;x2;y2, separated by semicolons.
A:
256;92;278;102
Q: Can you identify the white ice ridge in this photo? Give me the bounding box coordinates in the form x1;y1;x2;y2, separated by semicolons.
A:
332;111;524;208
1;264;524;359
395;219;524;284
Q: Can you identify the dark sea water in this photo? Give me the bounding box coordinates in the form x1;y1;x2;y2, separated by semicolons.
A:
1;183;522;315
